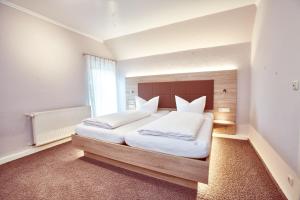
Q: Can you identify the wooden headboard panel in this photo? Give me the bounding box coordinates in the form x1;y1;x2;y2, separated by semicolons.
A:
126;70;237;122
138;80;214;110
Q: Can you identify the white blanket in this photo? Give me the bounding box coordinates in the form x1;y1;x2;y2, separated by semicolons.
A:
137;111;204;140
83;111;150;129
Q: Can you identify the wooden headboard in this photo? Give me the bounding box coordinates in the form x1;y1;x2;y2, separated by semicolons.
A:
138;80;214;110
126;70;237;122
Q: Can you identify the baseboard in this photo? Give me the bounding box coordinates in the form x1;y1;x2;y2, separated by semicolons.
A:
248;126;300;200
0;137;71;165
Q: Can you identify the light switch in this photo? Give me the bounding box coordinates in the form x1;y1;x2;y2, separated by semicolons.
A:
292;80;299;91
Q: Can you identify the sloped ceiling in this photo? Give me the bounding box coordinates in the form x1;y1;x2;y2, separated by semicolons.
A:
2;0;256;60
105;5;256;60
3;0;255;41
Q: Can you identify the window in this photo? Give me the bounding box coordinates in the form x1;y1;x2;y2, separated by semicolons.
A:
85;55;117;117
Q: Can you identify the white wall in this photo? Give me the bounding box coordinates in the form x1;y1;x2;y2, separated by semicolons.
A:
106;5;256;60
117;43;251;125
0;4;113;157
251;0;300;175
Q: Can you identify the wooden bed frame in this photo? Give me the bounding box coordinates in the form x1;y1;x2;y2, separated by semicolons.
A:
72;80;214;189
72;134;210;189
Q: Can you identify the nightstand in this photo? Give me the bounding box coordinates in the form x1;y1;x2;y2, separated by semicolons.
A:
213;120;236;135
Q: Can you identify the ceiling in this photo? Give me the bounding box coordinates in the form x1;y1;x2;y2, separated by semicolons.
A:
106;5;256;60
3;0;256;41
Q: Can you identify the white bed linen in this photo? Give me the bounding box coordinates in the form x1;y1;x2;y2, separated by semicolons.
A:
76;110;170;144
138;111;204;141
125;113;213;158
175;96;206;114
83;110;150;129
135;96;159;113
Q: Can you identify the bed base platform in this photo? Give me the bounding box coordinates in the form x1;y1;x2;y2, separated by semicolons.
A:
72;134;210;189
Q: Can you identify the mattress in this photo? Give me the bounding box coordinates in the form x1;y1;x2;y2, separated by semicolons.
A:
75;110;170;144
124;112;213;159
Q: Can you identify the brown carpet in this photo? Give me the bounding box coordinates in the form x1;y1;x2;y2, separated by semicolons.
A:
0;138;286;200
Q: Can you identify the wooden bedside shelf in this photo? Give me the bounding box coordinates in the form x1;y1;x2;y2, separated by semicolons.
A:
213;120;236;135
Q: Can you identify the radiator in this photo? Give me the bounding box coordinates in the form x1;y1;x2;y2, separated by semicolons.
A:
27;106;91;146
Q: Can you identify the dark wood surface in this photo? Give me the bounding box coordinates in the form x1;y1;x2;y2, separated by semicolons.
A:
138;80;214;110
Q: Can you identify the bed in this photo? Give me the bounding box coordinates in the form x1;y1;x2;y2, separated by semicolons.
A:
125;112;213;159
76;110;169;144
72;80;214;189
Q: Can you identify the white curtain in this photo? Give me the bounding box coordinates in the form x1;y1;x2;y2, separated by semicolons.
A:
86;55;117;117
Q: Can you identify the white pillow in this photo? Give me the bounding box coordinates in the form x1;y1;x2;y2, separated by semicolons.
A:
135;96;159;113
175;96;206;114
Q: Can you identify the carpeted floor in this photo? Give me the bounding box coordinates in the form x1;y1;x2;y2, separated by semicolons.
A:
0;138;286;200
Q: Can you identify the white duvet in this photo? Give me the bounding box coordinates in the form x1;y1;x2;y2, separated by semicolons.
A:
137;111;204;141
83;111;150;129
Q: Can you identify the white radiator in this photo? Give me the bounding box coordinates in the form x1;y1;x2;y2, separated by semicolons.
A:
27;106;91;146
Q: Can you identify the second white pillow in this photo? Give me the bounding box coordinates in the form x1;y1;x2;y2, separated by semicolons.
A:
175;96;206;114
135;96;159;113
